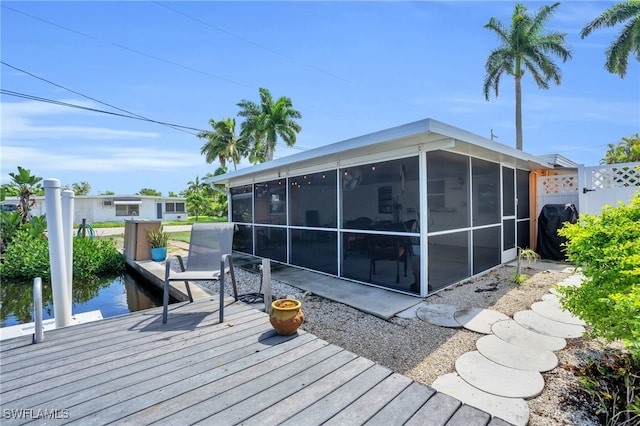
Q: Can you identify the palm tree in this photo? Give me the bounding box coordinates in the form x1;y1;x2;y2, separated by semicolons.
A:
197;117;247;171
581;1;640;78
237;87;302;162
483;2;572;151
7;166;43;224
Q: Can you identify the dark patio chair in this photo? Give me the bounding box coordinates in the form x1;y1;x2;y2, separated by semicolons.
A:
162;222;238;324
368;234;408;284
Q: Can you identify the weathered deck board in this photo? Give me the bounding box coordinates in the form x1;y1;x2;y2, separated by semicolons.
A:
0;297;513;425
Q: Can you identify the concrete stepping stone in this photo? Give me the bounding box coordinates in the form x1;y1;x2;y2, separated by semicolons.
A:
541;293;561;304
492;319;566;352
514;310;585;339
558;275;584;287
476;335;558;372
432;373;529;426
396;302;425;319
416;304;461;328
455;351;545;398
531;301;586;326
453;307;510;334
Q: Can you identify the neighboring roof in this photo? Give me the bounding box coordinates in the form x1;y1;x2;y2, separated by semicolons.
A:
207;118;555;185
536;154;580;169
30;195;186;201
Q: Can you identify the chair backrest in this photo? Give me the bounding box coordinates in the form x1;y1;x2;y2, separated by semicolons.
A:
186;222;234;272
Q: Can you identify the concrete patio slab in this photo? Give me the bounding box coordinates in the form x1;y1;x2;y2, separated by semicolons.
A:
453;308;510;334
416;304;461;328
476;335;558;372
491;319;566;352
531;301;586;326
432;373;529;426
514;310;585;339
455;351;545;399
396;301;426;319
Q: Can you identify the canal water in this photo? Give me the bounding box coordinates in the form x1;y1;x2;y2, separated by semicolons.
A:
0;270;163;328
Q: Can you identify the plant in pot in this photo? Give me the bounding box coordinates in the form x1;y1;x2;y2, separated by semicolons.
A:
147;227;169;262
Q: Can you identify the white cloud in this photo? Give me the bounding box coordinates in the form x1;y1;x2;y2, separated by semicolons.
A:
1;99;160;140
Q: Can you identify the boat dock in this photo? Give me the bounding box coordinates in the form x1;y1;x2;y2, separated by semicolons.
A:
0;294;512;425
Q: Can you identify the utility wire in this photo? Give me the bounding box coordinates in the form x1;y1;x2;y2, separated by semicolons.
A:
1;89;208;133
153;1;350;84
1;4;254;90
1;61;195;135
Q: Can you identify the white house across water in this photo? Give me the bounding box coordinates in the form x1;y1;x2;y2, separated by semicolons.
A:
209;118;558;297
28;195;188;224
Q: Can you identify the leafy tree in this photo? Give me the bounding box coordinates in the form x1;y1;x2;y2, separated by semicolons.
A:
483;2;572;151
581;0;640;78
137;188;162;196
98;190;115;195
198;117;248;171
602;133;640;164
237;87;302;162
183;176;212;220
168;191;179;197
72;181;91;195
557;191;640;355
6;166;43;224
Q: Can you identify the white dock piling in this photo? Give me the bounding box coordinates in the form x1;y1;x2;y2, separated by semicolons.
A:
44;179;72;328
62;190;74;310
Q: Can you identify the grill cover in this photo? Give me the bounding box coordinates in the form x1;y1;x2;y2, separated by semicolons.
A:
537;204;578;261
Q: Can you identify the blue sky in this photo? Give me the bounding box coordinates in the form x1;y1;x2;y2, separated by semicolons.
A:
1;1;638;196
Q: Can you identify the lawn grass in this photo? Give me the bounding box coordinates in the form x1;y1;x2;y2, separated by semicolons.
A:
79;216;227;228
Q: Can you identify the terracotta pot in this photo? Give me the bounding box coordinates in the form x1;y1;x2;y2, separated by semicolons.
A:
269;298;304;336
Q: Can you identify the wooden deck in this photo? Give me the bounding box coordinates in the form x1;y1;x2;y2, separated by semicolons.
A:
0;297;512;425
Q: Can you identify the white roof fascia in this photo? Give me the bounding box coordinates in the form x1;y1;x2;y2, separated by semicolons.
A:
207;118;553;186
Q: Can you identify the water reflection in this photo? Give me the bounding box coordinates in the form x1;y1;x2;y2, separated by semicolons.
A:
0;272;162;327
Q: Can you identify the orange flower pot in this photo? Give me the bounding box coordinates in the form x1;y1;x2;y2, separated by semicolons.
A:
269;298;304;336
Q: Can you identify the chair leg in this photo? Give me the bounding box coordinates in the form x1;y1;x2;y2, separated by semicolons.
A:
163;260;171;324
184;281;193;303
162;278;169;324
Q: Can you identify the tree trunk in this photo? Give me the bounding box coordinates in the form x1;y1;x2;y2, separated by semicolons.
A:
515;75;523;151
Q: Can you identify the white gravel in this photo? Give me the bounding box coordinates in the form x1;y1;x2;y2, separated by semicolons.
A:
179;258;617;426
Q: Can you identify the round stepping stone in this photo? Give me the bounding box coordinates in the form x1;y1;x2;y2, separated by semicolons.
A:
492;319;566;351
541;293;560;304
476;335;558;372
416;304;461;328
558;276;584;287
455;351;545;398
396;302;424;319
531;301;586;326
453;308;509;334
432;373;529;426
514;310;585;339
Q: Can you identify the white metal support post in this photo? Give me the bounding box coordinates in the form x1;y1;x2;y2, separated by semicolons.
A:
62;190;74;310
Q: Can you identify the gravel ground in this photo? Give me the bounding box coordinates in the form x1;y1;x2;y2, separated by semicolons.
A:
183;258;617;426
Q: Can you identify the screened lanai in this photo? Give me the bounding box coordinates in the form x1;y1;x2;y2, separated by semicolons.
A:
208;119;553;297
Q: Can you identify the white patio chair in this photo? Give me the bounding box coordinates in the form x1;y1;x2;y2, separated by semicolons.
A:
162;222;238;324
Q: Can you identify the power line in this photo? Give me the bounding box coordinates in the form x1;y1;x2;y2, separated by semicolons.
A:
1;89;208;133
1;61;195;135
1;4;254;90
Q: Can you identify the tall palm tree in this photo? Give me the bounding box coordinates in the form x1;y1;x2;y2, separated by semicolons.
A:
197;117;247;171
237;87;302;162
483;2;572;151
581;0;640;78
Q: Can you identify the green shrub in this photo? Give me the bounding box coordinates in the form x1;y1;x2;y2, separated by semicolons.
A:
570;350;640;425
557;191;640;354
0;229;49;280
0;232;125;281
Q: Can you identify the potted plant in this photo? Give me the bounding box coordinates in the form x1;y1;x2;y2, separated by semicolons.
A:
147;227;169;262
269;298;304;336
